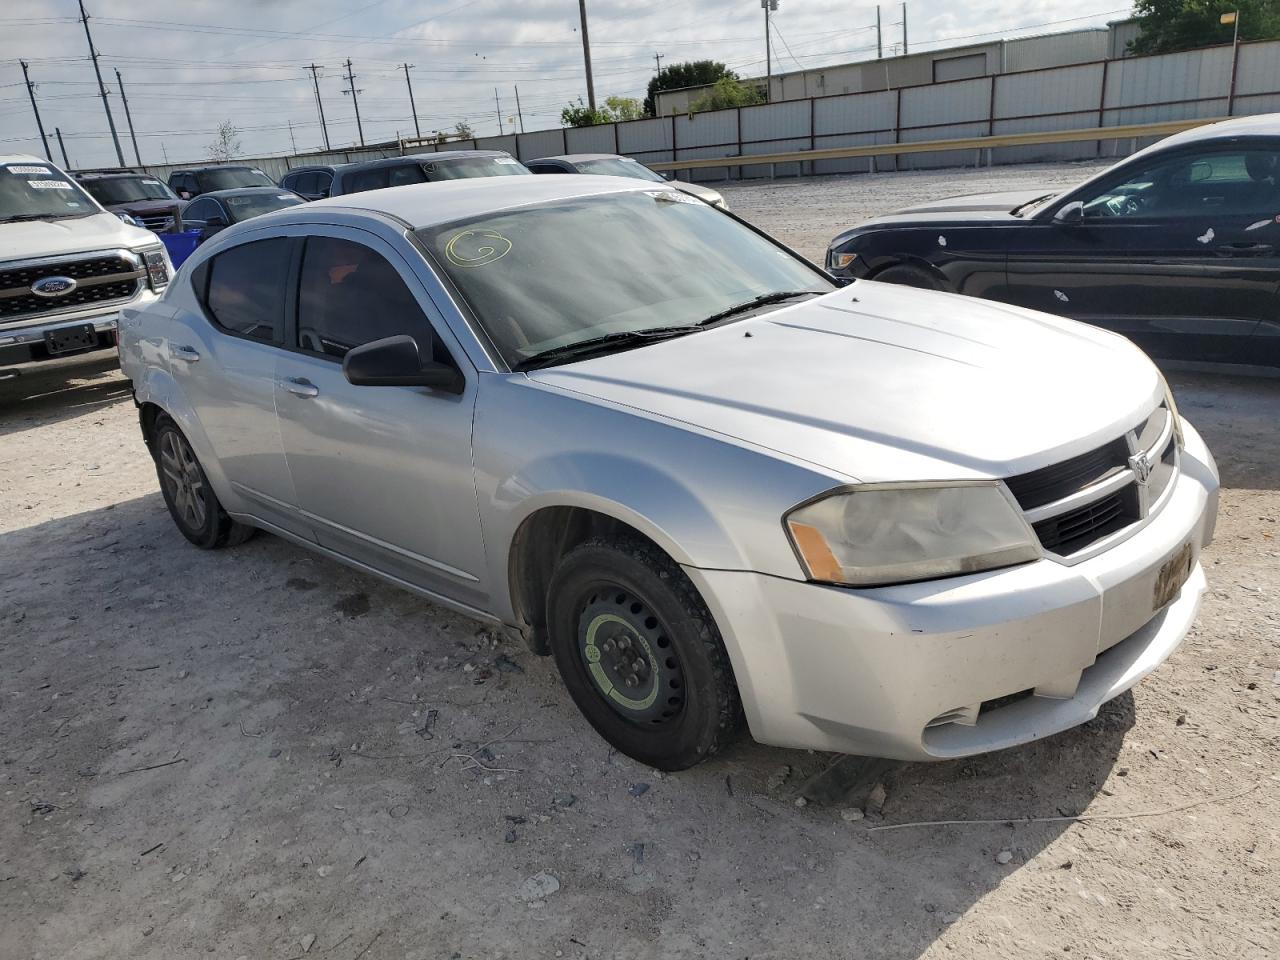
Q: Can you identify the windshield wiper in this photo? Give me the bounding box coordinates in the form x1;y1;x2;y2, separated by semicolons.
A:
0;212;89;223
694;290;819;327
514;326;699;371
1011;194;1055;217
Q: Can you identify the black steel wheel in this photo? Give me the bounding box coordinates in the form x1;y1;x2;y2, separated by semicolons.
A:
547;535;742;770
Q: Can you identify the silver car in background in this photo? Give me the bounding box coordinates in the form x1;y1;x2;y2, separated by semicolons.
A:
118;175;1218;770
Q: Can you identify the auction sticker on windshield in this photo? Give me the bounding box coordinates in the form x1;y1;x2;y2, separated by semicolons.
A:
7;165;52;175
27;180;73;190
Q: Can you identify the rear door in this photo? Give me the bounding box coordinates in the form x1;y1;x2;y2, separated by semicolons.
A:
1006;141;1280;365
171;236;310;537
272;227;488;609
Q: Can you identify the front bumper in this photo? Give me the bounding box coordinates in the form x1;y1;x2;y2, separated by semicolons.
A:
686;419;1219;761
0;293;157;371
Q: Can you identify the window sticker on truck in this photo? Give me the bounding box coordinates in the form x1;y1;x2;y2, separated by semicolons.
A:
7;165;53;175
28;180;74;190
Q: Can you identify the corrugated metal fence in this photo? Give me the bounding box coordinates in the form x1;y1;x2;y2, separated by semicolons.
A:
139;40;1280;185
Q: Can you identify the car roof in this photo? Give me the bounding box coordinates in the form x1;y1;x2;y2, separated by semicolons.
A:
0;153;63;167
338;150;513;173
196;186;300;200
536;154;632;163
295;174;665;228
283;164;345;175
172;164;264;174
1149;113;1280;150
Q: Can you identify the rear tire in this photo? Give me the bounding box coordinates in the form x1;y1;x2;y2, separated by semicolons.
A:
546;536;743;770
871;263;950;291
151;414;256;549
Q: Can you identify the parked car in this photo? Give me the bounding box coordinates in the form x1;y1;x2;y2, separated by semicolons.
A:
0;155;170;380
75;170;186;233
527;153;727;208
167;165;276;200
119;174;1217;770
279;164;345;201
180;187;306;245
825;113;1280;370
328;151;529;196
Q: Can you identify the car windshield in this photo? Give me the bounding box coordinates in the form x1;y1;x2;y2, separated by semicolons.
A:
81;176;176;205
198;168;275;191
418;189;831;368
575;157;667;183
424;157;531;181
0;162;98;222
224;192;305;222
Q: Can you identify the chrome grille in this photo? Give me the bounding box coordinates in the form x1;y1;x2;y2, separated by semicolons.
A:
0;251;143;324
136;213;175;232
1005;404;1178;560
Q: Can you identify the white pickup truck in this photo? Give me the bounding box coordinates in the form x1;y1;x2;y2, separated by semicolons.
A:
0;154;171;380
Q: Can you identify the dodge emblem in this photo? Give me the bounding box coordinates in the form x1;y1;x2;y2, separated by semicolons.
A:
1129;451;1154;485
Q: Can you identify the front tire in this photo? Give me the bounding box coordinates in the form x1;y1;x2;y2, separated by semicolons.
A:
151;414;255;549
546;536;743;770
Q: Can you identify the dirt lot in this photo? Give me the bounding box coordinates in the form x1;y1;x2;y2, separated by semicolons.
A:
2;163;1278;960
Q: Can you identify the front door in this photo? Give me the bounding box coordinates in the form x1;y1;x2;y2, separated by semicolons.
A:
170;235;310;538
1006;141;1280;365
272;228;489;610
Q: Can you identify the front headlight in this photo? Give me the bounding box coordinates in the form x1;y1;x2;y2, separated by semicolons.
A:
140;246;170;291
784;482;1041;587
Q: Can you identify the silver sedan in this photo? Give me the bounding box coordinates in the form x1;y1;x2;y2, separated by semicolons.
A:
118;175;1218;770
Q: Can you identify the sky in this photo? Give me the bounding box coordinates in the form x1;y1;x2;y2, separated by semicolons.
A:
0;1;1135;169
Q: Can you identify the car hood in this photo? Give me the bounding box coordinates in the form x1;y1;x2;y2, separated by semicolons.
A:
0;211;157;261
833;188;1053;241
527;282;1161;483
109;197;185;216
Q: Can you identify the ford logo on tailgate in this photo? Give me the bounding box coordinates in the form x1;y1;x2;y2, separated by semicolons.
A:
31;275;77;298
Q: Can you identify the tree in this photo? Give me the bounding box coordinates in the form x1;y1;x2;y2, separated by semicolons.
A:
645;60;737;116
206;120;241;161
453;120;475;141
604;96;644;121
1128;0;1280;55
688;76;766;113
560;96;647;127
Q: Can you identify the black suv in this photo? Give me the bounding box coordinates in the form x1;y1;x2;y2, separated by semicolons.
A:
279;164;344;201
167;165;276;200
75;170;185;232
328;151;530;196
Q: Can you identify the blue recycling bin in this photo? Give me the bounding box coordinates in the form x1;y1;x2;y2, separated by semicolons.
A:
161;230;202;269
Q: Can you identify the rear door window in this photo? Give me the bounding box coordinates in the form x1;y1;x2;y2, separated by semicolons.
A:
346;167;390;194
202;238;292;343
389;164;427;187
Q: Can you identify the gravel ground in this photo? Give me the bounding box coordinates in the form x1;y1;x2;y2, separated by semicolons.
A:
2;163;1278;960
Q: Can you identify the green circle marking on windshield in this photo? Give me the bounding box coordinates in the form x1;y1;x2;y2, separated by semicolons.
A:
445;229;512;267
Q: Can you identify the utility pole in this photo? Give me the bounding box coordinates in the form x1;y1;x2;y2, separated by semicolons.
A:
762;0;778;103
1223;10;1241;114
494;88;504;136
342;58;364;146
77;0;125;167
514;85;525;134
55;127;70;169
876;6;883;59
577;0;596;111
19;60;51;161
901;2;908;55
161;142;169;164
114;69;142;166
654;52;664;74
307;64;331;151
287;120;298;153
401;63;421;140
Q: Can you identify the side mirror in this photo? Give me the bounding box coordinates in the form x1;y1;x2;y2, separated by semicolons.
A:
1053;201;1084;225
343;334;461;391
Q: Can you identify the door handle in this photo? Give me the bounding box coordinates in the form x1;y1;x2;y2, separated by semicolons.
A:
1218;242;1274;256
282;377;319;398
170;344;200;363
